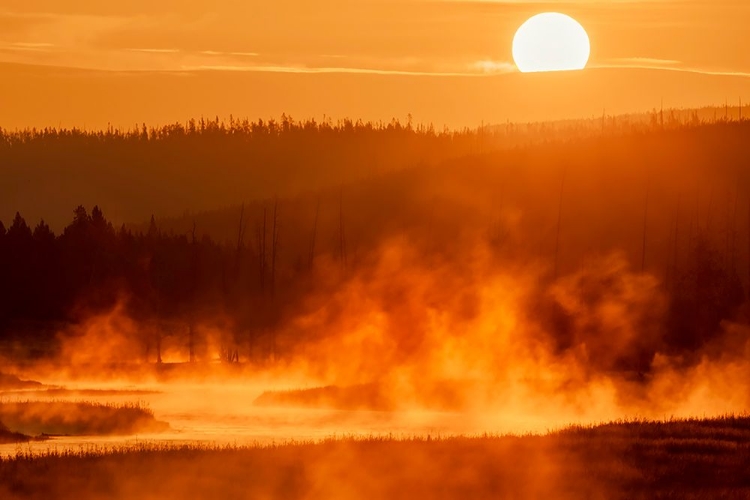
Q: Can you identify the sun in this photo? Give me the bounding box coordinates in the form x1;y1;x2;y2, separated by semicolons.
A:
512;13;591;73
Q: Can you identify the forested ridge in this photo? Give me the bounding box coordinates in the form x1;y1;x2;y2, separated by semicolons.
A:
0;108;739;230
0;117;749;372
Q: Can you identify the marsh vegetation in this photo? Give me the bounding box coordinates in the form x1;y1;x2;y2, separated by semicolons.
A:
2;416;750;500
0;112;749;497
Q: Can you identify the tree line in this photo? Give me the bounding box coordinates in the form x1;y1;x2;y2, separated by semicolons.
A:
1;109;744;231
1;119;749;369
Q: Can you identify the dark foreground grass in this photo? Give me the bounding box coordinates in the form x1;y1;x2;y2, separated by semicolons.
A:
2;415;750;499
0;401;169;436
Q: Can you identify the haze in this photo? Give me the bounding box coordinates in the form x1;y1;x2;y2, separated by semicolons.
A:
2;1;750;498
1;0;749;129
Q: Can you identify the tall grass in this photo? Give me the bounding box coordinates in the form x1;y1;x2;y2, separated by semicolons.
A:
0;400;168;436
1;415;749;499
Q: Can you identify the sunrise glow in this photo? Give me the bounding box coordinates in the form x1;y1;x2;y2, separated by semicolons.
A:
512;13;591;73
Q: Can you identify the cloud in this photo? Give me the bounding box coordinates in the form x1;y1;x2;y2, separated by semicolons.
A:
126;48;181;54
181;64;495;77
179;55;517;76
471;59;517;74
1;2;748;80
606;57;682;66
0;41;56;52
197;50;258;57
0;22;517;77
592;58;750;78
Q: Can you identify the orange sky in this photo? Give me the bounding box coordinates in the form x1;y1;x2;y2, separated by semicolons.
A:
1;0;749;129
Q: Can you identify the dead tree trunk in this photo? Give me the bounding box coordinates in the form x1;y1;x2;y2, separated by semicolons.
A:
155;319;163;365
188;323;195;363
189;221;197;363
270;198;280;361
729;190;737;275
258;207;267;293
641;179;650;273
236;204;246;273
271;198;279;298
671;194;681;292
308;198;320;271
553;167;566;280
154;290;162;364
339;188;348;273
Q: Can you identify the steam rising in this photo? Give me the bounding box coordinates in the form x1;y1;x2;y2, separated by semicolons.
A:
3;122;750;438
9;237;748;430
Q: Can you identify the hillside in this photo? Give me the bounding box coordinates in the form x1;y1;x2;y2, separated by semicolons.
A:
1;120;749;406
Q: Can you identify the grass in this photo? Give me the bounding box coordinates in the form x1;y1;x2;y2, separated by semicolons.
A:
0;401;169;437
1;416;750;499
253;379;486;411
0;421;43;444
14;388;162;397
254;383;394;411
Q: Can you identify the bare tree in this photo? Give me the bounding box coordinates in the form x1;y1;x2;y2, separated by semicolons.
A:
271;197;279;298
670;194;681;291
235;204;246;274
339;188;348;273
269;197;280;361
641;174;651;273
257;207;267;293
553;166;566;280
308;197;320;271
189;220;197;363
